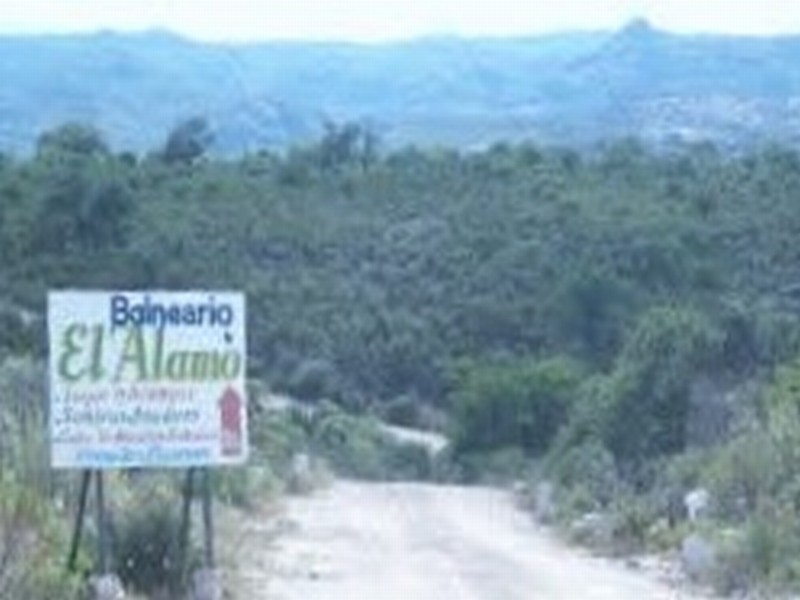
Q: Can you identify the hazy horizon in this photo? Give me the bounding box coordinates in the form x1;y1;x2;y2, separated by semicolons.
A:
0;0;797;42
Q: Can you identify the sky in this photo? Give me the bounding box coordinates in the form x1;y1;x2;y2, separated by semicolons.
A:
0;0;797;41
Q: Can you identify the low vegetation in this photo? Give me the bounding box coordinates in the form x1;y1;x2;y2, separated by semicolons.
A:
0;357;433;597
5;122;800;594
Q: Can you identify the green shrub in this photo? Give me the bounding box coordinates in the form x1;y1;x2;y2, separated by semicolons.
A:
309;402;437;481
746;506;800;588
212;466;281;508
711;527;754;595
660;449;708;490
286;359;341;402
555;483;599;519
456;447;530;484
610;493;656;554
382;394;422;428
382;442;434;481
311;406;384;478
596;306;722;468
250;408;311;480
0;358;52;495
449;356;581;457
711;508;800;595
700;429;778;519
112;477;193;596
0;476;84;600
545;440;618;507
0;359;83;599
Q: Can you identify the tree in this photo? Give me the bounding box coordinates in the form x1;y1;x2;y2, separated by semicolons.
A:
318;121;378;171
162;116;213;165
601;306;722;469
450;357;581;456
547;266;632;364
33;155;133;255
35;123;109;159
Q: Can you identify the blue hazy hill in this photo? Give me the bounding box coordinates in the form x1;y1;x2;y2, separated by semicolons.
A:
1;21;799;152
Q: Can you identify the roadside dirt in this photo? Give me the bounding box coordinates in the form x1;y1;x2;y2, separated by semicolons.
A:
225;481;710;600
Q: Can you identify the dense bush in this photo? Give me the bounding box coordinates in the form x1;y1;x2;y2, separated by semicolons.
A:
7;124;800;593
449;356;581;457
0;359;83;598
212;466;281;508
5;130;800;417
544;440;618;507
0;477;84;600
455;447;530;484
308;402;434;480
112;476;190;596
0;359;51;494
603;306;722;467
381;394;424;428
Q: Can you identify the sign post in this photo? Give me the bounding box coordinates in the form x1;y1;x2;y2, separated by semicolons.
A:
95;471;110;575
67;471;92;572
49;291;248;585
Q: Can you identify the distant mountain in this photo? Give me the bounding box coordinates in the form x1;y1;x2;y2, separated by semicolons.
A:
1;21;800;153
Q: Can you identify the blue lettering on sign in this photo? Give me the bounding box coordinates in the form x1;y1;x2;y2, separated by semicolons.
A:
76;445;212;468
110;294;235;329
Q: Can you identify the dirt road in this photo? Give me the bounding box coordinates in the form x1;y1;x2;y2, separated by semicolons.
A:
231;481;705;600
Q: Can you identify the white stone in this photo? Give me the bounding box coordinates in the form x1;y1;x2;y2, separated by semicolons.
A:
89;574;125;600
681;533;716;582
570;512;614;548
684;488;711;521
533;481;556;523
190;568;222;600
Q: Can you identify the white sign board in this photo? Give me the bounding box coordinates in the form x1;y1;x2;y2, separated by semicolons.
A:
48;291;248;469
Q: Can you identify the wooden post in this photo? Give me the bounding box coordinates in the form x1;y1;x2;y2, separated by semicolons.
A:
201;468;215;568
67;470;92;572
95;471;111;575
177;468;196;583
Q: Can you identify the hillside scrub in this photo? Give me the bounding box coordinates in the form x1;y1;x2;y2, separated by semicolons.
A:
0;354;435;596
0;360;85;598
5;124;800;593
6;126;800;412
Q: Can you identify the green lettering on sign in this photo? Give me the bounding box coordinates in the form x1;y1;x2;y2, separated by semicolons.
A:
59;323;88;382
116;327;148;382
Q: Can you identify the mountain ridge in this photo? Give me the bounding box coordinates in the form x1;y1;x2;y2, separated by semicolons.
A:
1;23;799;153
